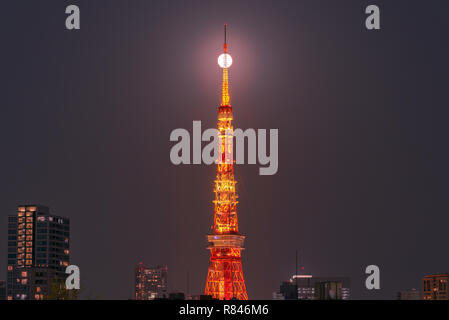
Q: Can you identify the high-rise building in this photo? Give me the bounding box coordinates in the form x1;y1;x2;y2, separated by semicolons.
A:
6;205;70;300
204;25;248;300
422;273;448;300
135;263;167;300
397;288;420;300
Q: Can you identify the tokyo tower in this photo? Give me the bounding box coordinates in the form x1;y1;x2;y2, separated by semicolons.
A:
204;25;248;300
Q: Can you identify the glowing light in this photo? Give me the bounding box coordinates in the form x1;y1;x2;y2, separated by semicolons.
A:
218;53;233;68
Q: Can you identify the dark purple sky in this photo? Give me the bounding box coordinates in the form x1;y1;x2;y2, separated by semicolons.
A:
1;0;448;299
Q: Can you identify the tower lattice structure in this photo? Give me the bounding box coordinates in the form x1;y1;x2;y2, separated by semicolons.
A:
204;25;248;300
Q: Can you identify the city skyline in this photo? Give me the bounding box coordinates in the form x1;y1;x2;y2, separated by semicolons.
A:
2;203;446;300
1;1;449;300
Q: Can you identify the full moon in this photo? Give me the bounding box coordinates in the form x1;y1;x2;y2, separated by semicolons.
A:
218;53;233;68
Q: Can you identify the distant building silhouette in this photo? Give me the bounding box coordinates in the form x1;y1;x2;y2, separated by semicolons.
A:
134;263;167;300
6;205;70;300
0;280;6;300
272;291;285;300
279;281;298;300
397;288;420;300
314;281;343;300
168;292;185;300
423;273;448;300
273;274;350;300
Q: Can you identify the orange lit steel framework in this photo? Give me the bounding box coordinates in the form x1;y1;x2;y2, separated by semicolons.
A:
204;25;248;300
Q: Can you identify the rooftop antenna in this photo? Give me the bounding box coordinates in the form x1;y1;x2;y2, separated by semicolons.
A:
295;249;299;299
186;270;190;295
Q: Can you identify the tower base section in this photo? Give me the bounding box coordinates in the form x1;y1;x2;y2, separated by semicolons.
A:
204;248;248;300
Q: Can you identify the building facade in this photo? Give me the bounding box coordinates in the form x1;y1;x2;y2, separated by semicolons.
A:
135;263;168;300
6;205;70;300
422;273;448;300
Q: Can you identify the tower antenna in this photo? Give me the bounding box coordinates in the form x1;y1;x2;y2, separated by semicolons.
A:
224;24;227;43
186;270;190;296
224;24;228;52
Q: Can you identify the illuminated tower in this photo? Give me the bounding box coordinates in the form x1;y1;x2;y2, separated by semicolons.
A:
204;25;248;300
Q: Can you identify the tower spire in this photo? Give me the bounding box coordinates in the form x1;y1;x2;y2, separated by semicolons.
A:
219;24;231;106
224;24;228;52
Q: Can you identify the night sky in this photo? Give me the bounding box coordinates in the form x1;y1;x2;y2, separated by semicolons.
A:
1;0;448;299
